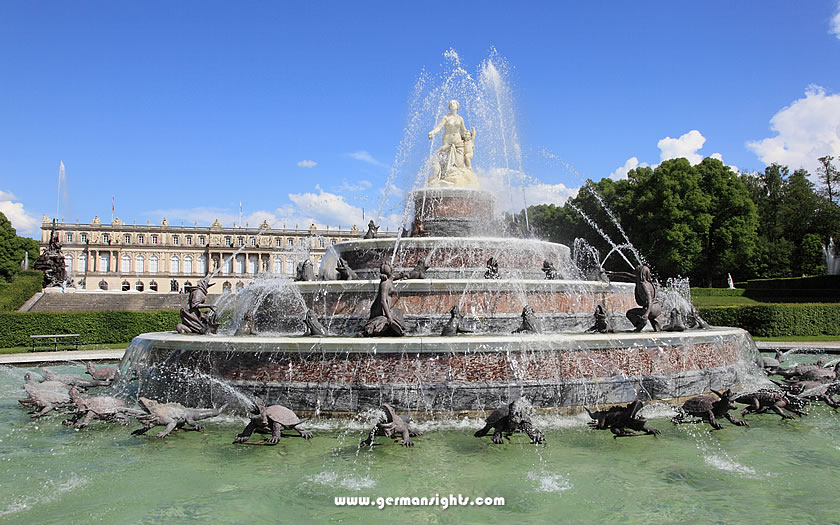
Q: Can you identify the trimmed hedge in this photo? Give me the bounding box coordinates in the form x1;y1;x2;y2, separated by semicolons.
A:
741;275;840;290
0;310;180;348
698;304;840;337
0;270;43;311
690;288;745;297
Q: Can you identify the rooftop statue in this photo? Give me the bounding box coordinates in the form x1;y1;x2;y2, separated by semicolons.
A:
426;99;480;189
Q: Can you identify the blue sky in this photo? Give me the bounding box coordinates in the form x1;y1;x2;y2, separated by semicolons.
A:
2;1;840;238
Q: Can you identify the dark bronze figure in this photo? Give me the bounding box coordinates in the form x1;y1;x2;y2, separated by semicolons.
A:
474;399;545;444
441;305;474;336
33;219;68;288
234;396;312;444
304;309;327;336
336;257;357;280
362;263;406;337
362;403;422;447
295;259;315;281
484;257;500;279
363;220;379;239
608;265;661;332
512;305;541;334
671;389;748;430
663;308;686;332
542;260;559;280
585;400;660;438
586;304;614;333
175;276;219;334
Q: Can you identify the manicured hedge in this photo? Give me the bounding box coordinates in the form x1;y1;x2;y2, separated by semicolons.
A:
0;270;43;311
0;310;180;348
698;304;840;337
690;288;745;297
741;275;840;290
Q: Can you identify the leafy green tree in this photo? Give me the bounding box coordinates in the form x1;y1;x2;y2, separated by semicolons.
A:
799;233;826;276
817;155;839;203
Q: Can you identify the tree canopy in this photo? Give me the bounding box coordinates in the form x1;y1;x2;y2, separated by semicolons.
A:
0;212;39;283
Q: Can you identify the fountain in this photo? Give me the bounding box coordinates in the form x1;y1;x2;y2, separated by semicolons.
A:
119;53;762;417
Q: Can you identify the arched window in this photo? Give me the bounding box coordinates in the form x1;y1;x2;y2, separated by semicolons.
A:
121;254;131;273
235;255;245;274
100;253;110;273
135;280;144;292
236;281;245;291
170;255;180;274
149;280;158;291
197;256;207;275
149;256;158;274
273;257;282;274
248;255;257;274
98;280;108;290
121;280;130;291
78;254;87;273
136;255;145;273
184;256;193;275
222;281;232;293
223;257;232;274
286;258;294;275
65;254;73;274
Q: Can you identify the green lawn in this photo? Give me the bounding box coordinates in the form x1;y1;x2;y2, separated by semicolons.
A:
691;295;761;307
0;342;132;355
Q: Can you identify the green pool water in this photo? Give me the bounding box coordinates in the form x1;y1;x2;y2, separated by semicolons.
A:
3;363;840;524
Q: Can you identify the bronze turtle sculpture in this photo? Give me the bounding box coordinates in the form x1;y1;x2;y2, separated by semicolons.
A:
234;397;312;444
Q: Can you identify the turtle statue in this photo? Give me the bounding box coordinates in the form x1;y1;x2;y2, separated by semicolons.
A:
732;388;807;420
585;304;614;333
512;305;541;334
484;257;500;279
234;396;312;444
62;387;143;429
41;368;109;389
19;374;73;418
85;362;119;383
758;349;786;373
361;403;422;447
441;305;474;336
474;399;545;444
781;380;840;408
662;309;686;332
584;400;660;438
336;257;358;281
671;389;748;430
542;260;559;280
131;397;227;438
303;309;327;336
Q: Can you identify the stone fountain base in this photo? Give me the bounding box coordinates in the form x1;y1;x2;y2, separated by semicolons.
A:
122;327;761;416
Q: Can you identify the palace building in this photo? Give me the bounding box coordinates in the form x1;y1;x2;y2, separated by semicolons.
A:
40;215;368;293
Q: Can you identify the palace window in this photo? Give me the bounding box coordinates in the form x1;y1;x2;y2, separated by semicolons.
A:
80;233;88;243
149;255;158;274
65;233;73;243
235;255;245;274
137;234;145;245
136;255;145;273
198;256;207;275
185;235;192;246
149;280;158;292
250;237;256;247
122;280;130;291
223;257;232;274
100;254;110;273
319;238;325;248
124;234;131;244
65;254;73;274
273;257;282;274
121;254;131;273
222;281;232;293
224;236;232;247
135;280;144;292
248;255;257;274
198;235;206;246
287;238;294;247
78;254;87;273
184;256;193;275
238;236;244;247
172;235;179;246
286;258;294;275
170;255;180;274
299;238;307;247
102;233;110;244
151;234;158;245
276;238;282;247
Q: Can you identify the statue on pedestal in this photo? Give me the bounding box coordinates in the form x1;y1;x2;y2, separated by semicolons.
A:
175;276;218;334
426;99;480;189
33;219;68;288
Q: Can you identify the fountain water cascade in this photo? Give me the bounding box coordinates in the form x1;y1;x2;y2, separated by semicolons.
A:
119;52;763;417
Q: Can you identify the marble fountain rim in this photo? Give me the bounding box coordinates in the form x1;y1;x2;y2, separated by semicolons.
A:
132;327;750;354
293;278;632;293
332;236;572;252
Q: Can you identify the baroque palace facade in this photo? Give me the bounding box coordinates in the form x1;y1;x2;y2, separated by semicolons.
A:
40;215;367;293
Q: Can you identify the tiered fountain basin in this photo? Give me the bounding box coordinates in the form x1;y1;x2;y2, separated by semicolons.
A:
124;327;757;417
295;278;637;335
330;236;576;280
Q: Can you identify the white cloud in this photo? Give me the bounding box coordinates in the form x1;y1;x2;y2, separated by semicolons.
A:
658;130;706;164
831;1;840;39
746;85;840;174
337;179;372;192
297;160;317;168
0;190;39;235
348;151;386;167
478;167;578;212
609;157;641;180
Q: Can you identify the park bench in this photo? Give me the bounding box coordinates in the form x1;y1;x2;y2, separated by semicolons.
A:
29;334;81;352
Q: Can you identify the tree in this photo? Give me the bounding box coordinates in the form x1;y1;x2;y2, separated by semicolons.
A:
0;212;40;283
817;155;839;203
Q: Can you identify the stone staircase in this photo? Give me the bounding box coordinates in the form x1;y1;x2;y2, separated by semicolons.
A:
25;292;221;312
